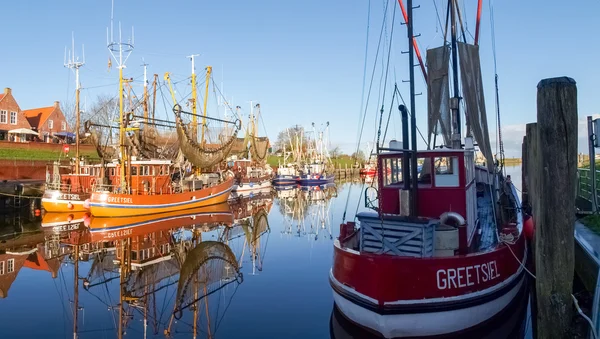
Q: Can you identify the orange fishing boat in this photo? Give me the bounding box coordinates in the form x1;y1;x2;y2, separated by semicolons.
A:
86;202;233;241
87;48;240;218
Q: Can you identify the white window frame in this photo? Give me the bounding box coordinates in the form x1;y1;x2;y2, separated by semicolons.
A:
7;258;14;273
0;261;4;275
0;110;6;124
48;119;54;129
61;121;66;131
9;111;16;125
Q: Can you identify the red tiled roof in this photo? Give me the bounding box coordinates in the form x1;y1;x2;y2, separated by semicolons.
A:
0;94;5;101
22;106;55;128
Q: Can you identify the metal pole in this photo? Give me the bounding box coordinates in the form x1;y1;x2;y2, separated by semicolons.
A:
400;105;410;191
407;0;418;216
588;116;597;212
450;0;462;149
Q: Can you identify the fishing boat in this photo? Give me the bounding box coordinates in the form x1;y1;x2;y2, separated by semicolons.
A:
272;129;302;185
330;1;526;338
42;37;91;213
88;37;238;218
229;103;273;194
297;122;335;186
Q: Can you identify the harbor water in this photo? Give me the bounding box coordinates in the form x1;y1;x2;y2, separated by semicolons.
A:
0;170;532;339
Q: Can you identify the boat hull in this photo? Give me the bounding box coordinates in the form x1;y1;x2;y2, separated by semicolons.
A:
87;203;234;241
41;190;90;213
330;234;527;338
89;179;233;217
272;175;298;185
232;179;272;193
297;175;334;186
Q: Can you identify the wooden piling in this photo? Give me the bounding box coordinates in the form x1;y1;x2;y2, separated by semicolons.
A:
534;77;578;339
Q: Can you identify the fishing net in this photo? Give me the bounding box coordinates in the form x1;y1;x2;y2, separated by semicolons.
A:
250;136;269;163
174;105;240;170
230;137;249;158
173;241;241;318
458;42;494;172
426;45;452;147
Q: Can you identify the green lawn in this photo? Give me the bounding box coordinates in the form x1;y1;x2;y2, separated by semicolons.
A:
267;155;360;168
0;148;99;161
581;214;600;235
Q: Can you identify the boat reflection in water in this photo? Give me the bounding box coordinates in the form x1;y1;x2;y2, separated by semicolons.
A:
30;193;273;339
276;183;337;241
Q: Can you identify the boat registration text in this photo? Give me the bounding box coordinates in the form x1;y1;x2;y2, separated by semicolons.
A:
107;196;134;204
436;261;500;290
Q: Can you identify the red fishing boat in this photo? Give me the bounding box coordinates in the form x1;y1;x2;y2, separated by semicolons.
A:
330;1;526;337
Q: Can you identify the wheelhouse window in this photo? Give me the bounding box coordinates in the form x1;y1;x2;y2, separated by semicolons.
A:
131;166;138;176
434;156;459;187
141;165;150;176
10;112;16;125
383;158;402;186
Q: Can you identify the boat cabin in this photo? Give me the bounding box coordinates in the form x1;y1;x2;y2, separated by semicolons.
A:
376;148;479;244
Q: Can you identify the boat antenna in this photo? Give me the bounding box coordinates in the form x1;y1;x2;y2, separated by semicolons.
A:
107;1;134;193
65;32;85;178
407;0;419;216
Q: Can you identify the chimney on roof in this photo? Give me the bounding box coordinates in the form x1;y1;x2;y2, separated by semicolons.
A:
4;88;11;95
54;101;59;108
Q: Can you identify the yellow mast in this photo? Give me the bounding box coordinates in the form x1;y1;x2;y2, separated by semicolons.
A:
202;66;212;145
119;66;127;192
142;63;149;123
189;54;199;143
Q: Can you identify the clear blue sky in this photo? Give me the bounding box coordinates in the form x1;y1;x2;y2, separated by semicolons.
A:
1;0;598;156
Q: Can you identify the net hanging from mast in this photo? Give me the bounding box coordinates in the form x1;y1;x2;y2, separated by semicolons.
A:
426;46;452;147
458;42;494;172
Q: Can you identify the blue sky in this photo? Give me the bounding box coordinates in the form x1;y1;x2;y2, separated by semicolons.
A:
1;0;599;156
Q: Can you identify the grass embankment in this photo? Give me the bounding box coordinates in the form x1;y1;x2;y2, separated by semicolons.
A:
267;155;358;168
581;214;600;235
504;157;522;166
0;148;99;161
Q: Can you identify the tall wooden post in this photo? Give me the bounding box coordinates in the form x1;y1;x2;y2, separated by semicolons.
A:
535;77;578;339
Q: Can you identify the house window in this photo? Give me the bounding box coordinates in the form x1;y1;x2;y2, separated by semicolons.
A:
9;112;16;125
48;120;54;129
61;122;66;131
0;261;4;275
7;259;14;273
0;110;6;123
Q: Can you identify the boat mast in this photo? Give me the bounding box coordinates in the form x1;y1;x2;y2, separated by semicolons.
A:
73;243;79;339
450;0;462;149
407;0;419;216
107;15;134;192
142;61;149;123
65;33;84;177
151;74;158;126
202;66;213;145
188;54;199;142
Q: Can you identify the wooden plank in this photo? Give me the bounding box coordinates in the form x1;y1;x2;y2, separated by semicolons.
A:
534;76;578;339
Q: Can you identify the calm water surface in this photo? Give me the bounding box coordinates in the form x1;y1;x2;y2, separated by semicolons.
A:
0;175;530;338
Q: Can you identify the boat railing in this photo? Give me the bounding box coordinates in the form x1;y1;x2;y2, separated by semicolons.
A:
45;182;72;192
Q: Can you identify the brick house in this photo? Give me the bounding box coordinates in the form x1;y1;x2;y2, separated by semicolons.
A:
0;87;34;142
23;101;69;143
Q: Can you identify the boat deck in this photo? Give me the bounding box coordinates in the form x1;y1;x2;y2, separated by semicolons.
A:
476;183;498;252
